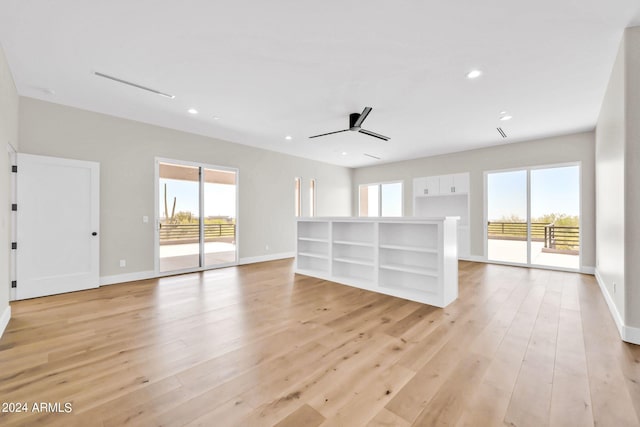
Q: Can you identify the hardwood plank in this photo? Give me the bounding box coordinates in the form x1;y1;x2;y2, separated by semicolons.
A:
366;408;411;427
578;274;640;426
273;404;325;427
504;285;561;427
549;277;594;426
455;283;546;427
0;260;637;427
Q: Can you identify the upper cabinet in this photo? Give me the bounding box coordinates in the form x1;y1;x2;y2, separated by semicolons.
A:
414;172;469;197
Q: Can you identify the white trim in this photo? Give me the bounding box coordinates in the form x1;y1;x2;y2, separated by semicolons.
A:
100;254;295;286
580;266;595;275
8;144;17;300
0;306;11;339
624;325;640;346
594;268;626;340
459;255;485;263
100;270;157;286
238;252;294;265
459;255;594;275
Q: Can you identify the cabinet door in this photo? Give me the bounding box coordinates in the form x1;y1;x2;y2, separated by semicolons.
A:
452;173;470;194
413;177;427;197
425;176;440;196
439;175;454;194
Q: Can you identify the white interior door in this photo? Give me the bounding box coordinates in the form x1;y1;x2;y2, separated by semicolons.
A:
16;154;100;299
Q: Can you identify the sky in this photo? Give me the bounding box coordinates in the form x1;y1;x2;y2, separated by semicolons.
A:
487;166;579;221
159;178;236;218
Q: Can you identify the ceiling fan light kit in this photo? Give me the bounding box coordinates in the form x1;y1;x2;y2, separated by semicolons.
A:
309;107;390;141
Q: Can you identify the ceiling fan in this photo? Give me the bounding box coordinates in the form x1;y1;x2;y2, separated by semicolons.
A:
309;107;390;141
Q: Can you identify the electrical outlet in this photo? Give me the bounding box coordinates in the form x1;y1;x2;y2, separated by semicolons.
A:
120;259;126;268
265;244;270;251
142;216;149;223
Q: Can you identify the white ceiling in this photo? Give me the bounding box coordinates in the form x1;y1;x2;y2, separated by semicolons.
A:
1;1;639;168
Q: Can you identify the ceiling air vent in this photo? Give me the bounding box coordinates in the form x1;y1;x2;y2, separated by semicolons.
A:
93;71;175;99
497;127;507;138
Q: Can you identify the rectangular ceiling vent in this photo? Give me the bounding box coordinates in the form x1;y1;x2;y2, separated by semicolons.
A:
93;71;175;99
364;153;381;160
497;127;507;138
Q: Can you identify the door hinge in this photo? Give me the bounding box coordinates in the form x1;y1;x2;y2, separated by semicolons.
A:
11;281;17;288
11;204;17;211
11;165;17;173
11;242;17;250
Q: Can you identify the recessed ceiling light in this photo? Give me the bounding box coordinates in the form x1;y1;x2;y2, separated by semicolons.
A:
499;111;507;115
499;115;513;121
466;69;483;79
212;116;220;120
285;135;293;140
188;108;198;115
341;152;348;156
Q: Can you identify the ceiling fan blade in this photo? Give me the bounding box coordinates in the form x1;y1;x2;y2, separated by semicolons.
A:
308;129;350;139
359;128;390;141
353;107;372;128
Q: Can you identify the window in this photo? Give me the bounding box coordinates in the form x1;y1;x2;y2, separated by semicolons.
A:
294;177;301;217
359;181;403;217
309;179;316;217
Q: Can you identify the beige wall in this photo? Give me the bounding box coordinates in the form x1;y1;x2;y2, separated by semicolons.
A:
19;98;352;278
624;27;640;328
353;132;596;270
0;43;18;325
595;26;640;336
596;37;626;321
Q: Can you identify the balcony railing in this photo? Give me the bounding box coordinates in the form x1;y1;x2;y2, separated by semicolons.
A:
487;222;579;253
159;223;236;245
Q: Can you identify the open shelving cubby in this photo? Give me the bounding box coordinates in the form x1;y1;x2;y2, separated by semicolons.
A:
331;221;375;285
378;221;441;295
296;220;330;274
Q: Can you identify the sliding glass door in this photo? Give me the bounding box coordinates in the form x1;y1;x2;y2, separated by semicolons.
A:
487;170;528;264
486;164;580;270
157;159;238;273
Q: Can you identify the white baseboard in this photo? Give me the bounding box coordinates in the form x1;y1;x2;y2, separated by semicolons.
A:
594;268;639;345
0;305;11;340
580;266;595;275
459;255;595;276
624;325;640;345
100;270;157;286
99;254;295;286
459;255;485;262
238;252;294;265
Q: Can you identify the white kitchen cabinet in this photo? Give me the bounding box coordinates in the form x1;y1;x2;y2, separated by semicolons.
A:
413;172;470;259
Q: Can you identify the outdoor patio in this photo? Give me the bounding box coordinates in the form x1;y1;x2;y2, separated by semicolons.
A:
488;239;579;269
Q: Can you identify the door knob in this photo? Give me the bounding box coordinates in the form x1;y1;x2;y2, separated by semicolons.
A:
92;232;98;236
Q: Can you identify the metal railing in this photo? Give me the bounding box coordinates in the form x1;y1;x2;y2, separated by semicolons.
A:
544;225;579;250
487;222;579;251
159;223;235;244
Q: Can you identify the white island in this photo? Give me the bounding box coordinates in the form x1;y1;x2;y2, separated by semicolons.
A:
295;217;459;308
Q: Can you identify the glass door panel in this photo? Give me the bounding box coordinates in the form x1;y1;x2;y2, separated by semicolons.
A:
487;170;528;264
203;168;237;267
159;163;200;272
530;166;580;269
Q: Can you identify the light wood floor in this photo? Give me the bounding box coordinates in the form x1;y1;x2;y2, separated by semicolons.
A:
1;260;639;426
